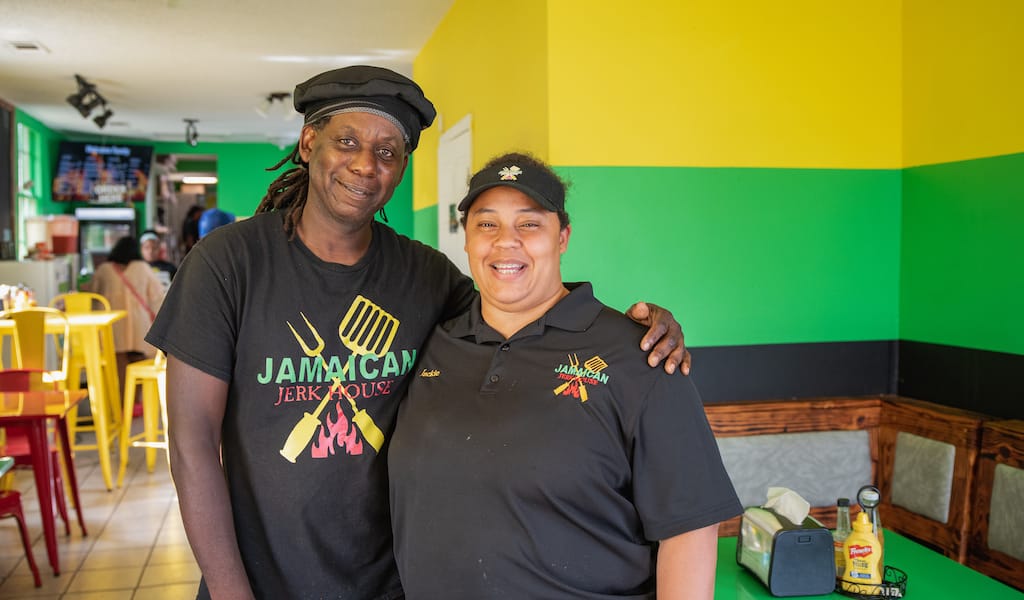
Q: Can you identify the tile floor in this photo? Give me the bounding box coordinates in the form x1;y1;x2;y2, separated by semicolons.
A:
0;426;200;599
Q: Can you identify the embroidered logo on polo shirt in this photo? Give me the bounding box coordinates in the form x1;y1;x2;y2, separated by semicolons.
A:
552;353;609;402
419;369;441;378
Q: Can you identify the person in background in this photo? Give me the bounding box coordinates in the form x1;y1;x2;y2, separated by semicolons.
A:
139;229;177;287
145;65;688;600
87;235;165;403
180;205;204;255
390;152;741;599
197;208;235;239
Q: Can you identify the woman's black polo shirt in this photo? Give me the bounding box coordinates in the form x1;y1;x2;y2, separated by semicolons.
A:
389;282;741;599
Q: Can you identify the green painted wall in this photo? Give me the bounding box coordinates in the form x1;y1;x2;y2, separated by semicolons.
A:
145;141;284;218
556;166;902;347
11;114;415;239
900;153;1024;355
412;165;901;348
383;160;413;239
414;204;438;249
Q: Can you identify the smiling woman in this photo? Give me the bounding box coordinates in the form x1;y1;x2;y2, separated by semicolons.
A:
388;151;741;600
459;153;572;337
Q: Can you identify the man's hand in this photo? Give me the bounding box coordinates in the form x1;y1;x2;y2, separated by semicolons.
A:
626;302;691;375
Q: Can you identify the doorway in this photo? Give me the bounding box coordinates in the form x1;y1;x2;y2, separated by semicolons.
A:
436;115;472;277
152;153;217;264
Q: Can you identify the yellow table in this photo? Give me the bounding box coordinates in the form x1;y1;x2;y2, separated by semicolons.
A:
0;310;126;490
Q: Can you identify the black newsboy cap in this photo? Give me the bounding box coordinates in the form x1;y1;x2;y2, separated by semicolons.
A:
293;65;437;151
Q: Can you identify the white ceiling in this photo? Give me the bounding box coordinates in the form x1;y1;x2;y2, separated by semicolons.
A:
0;0;454;147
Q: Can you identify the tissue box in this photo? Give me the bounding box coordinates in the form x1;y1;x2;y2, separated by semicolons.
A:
736;507;836;597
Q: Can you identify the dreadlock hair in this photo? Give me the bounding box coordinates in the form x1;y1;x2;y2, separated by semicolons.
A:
254;117;327;239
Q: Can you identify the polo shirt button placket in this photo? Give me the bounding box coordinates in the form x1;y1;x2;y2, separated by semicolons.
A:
500;344;510;351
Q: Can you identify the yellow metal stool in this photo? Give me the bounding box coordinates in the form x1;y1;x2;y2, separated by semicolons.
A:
48;292;116;446
49;292;124;490
117;351;167;487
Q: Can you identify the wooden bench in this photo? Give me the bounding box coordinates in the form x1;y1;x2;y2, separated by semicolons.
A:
705;396;882;536
703;394;1024;593
966;419;1024;590
877;396;986;563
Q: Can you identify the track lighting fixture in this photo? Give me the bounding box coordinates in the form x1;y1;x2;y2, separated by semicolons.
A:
66;74;114;128
184;118;200;147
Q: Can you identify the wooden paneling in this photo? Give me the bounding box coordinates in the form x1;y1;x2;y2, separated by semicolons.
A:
877;396;987;563
705;396;882;437
967;420;1024;590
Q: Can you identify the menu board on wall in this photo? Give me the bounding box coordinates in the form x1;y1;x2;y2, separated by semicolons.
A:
52;141;154;203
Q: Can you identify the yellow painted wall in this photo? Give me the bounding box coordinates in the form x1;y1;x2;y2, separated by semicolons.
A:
903;0;1024;166
413;0;1022;203
412;0;551;211
547;1;902;169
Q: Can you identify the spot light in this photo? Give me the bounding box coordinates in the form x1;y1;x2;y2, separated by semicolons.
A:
93;105;114;128
67;91;102;117
184;118;199;147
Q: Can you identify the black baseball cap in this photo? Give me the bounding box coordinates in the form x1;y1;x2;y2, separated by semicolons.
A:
458;153;565;213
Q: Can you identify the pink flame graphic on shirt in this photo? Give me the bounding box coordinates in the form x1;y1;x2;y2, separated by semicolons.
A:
311;401;364;457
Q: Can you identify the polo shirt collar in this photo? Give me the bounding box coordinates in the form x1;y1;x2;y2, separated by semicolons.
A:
448;282;603;344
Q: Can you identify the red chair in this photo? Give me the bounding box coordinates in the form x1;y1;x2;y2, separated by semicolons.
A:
0;455;42;587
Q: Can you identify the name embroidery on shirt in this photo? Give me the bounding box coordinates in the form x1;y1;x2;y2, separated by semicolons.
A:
552;353;610;402
420;369;441;378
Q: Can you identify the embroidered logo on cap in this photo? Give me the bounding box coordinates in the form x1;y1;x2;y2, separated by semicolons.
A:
552;353;609;403
499;165;522;181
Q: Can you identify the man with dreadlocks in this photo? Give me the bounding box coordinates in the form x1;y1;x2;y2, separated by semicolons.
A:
146;65;689;600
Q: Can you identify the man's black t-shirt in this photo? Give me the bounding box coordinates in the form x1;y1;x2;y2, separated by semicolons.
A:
147;212;475;600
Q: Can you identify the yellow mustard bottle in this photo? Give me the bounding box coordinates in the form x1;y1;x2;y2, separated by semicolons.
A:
840;511;883;592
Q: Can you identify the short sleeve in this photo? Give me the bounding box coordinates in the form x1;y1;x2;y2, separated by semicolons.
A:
145;240;239;382
631;375;742;541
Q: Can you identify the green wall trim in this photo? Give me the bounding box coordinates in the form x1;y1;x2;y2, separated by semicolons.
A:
556;165;901;347
900;152;1024;354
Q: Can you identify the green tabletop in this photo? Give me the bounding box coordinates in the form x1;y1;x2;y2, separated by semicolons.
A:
715;531;1023;599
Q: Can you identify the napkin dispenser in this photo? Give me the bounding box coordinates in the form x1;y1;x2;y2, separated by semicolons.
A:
736;506;836;597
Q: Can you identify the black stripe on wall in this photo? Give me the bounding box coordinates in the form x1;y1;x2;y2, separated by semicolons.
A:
688;341;898;404
898;341;1023;419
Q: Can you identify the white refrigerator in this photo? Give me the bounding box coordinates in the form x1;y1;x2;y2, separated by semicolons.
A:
0;255;78;306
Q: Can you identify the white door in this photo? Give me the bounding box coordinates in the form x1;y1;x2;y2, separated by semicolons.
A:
436;115;473;277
